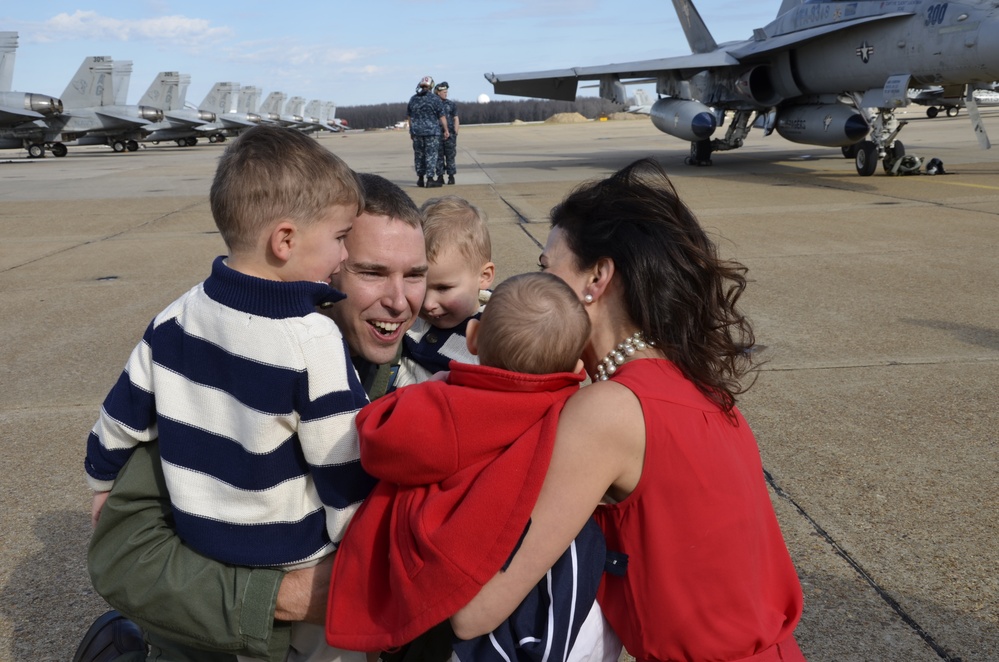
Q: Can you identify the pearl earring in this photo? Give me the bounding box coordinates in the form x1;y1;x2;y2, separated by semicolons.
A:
583;294;594;304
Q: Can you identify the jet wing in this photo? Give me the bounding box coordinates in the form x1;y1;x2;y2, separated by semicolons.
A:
0;105;44;124
487;52;736;101
488;11;915;101
94;109;150;126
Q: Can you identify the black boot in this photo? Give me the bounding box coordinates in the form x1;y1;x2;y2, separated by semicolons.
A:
417;176;425;188
427;175;443;188
447;174;455;185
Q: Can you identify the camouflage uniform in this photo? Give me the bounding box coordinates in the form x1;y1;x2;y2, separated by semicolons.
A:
437;97;459;177
407;90;445;180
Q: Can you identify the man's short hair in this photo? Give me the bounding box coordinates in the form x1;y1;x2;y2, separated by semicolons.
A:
420;195;491;266
476;272;590;375
210;125;363;252
358;173;422;228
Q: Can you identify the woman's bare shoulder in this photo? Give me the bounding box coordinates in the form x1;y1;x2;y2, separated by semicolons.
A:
557;380;645;457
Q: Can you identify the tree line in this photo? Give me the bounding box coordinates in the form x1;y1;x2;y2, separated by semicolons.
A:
335;97;626;131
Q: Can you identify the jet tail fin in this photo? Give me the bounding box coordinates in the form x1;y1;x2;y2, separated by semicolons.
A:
140;71;180;110
201;82;238;115
238;86;260;114
112;60;132;105
260;91;286;116
61;56;116;109
670;0;717;53
0;31;18;92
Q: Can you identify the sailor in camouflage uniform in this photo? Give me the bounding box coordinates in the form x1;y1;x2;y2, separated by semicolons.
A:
407;76;449;188
434;82;460;185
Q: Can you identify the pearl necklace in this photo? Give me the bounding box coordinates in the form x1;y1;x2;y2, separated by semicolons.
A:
595;332;653;381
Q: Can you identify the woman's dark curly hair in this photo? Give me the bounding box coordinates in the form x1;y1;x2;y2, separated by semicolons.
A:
550;158;756;413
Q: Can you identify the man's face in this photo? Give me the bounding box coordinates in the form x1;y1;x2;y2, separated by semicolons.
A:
436;89;448;100
329;213;428;364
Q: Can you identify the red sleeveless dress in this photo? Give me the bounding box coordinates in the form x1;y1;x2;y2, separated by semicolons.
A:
593;359;805;662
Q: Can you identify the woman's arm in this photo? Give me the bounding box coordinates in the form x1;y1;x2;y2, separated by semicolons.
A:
450;381;645;638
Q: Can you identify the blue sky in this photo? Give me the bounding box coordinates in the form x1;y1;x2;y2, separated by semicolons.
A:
3;1;773;108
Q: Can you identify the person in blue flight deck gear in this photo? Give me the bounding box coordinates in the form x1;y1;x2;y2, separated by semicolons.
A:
407;75;449;188
434;82;460;185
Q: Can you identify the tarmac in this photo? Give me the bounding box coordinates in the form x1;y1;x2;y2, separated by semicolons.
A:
0;109;996;661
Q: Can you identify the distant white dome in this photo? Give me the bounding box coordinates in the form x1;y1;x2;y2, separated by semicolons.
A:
477;94;490;104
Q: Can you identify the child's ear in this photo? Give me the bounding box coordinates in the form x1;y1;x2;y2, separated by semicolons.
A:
574;359;585;374
465;319;480;356
268;221;297;263
479;262;496;290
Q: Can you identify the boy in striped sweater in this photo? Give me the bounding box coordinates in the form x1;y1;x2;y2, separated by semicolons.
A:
84;124;373;662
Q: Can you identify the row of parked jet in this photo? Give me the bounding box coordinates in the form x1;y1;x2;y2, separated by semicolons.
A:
0;32;342;158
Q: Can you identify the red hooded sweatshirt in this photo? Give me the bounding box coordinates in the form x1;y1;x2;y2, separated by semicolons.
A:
326;362;584;651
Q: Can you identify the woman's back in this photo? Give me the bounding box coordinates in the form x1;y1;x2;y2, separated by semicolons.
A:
594;359;803;662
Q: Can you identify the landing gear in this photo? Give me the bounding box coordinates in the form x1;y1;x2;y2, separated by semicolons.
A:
685;140;713;166
185;137;198;147
841;144;859;159
51;143;68;157
27;143;45;158
112;140;127;153
126;140;139;152
208;134;218;143
946;106;959;118
926;107;939;119
854;141;878;176
882;141;905;173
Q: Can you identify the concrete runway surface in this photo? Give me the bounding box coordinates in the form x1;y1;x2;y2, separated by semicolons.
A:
1;110;996;661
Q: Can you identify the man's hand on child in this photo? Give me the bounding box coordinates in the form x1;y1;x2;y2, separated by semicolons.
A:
91;491;110;528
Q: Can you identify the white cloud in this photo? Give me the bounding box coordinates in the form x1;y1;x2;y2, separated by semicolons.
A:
38;10;232;48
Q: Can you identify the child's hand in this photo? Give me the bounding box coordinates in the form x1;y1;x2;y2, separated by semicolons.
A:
91;491;110;528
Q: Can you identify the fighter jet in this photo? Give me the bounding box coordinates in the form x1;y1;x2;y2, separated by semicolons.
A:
5;56;164;156
909;84;999;118
258;91;306;128
486;0;999;176
59;57;164;153
138;72;217;146
299;99;341;134
196;82;263;142
0;31;64;157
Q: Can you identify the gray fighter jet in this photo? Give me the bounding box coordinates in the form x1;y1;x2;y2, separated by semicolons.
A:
58;57;164;154
909;84;999;118
258;91;306;128
0;32;64;157
299;99;342;134
138;72;217;147
2;56;163;156
486;0;999;175
196;82;264;142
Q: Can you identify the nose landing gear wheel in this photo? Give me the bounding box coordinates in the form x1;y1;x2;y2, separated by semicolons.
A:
854;140;878;176
27;144;45;158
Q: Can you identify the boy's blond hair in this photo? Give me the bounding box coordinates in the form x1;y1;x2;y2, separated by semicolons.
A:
210;125;364;253
420;196;491;265
476;272;590;375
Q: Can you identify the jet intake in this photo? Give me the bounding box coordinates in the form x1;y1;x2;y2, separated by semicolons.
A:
138;106;165;122
650;98;718;143
775;105;869;147
26;94;64;116
733;67;781;106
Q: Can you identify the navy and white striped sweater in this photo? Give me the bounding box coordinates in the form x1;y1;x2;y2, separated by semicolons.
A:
85;256;376;568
